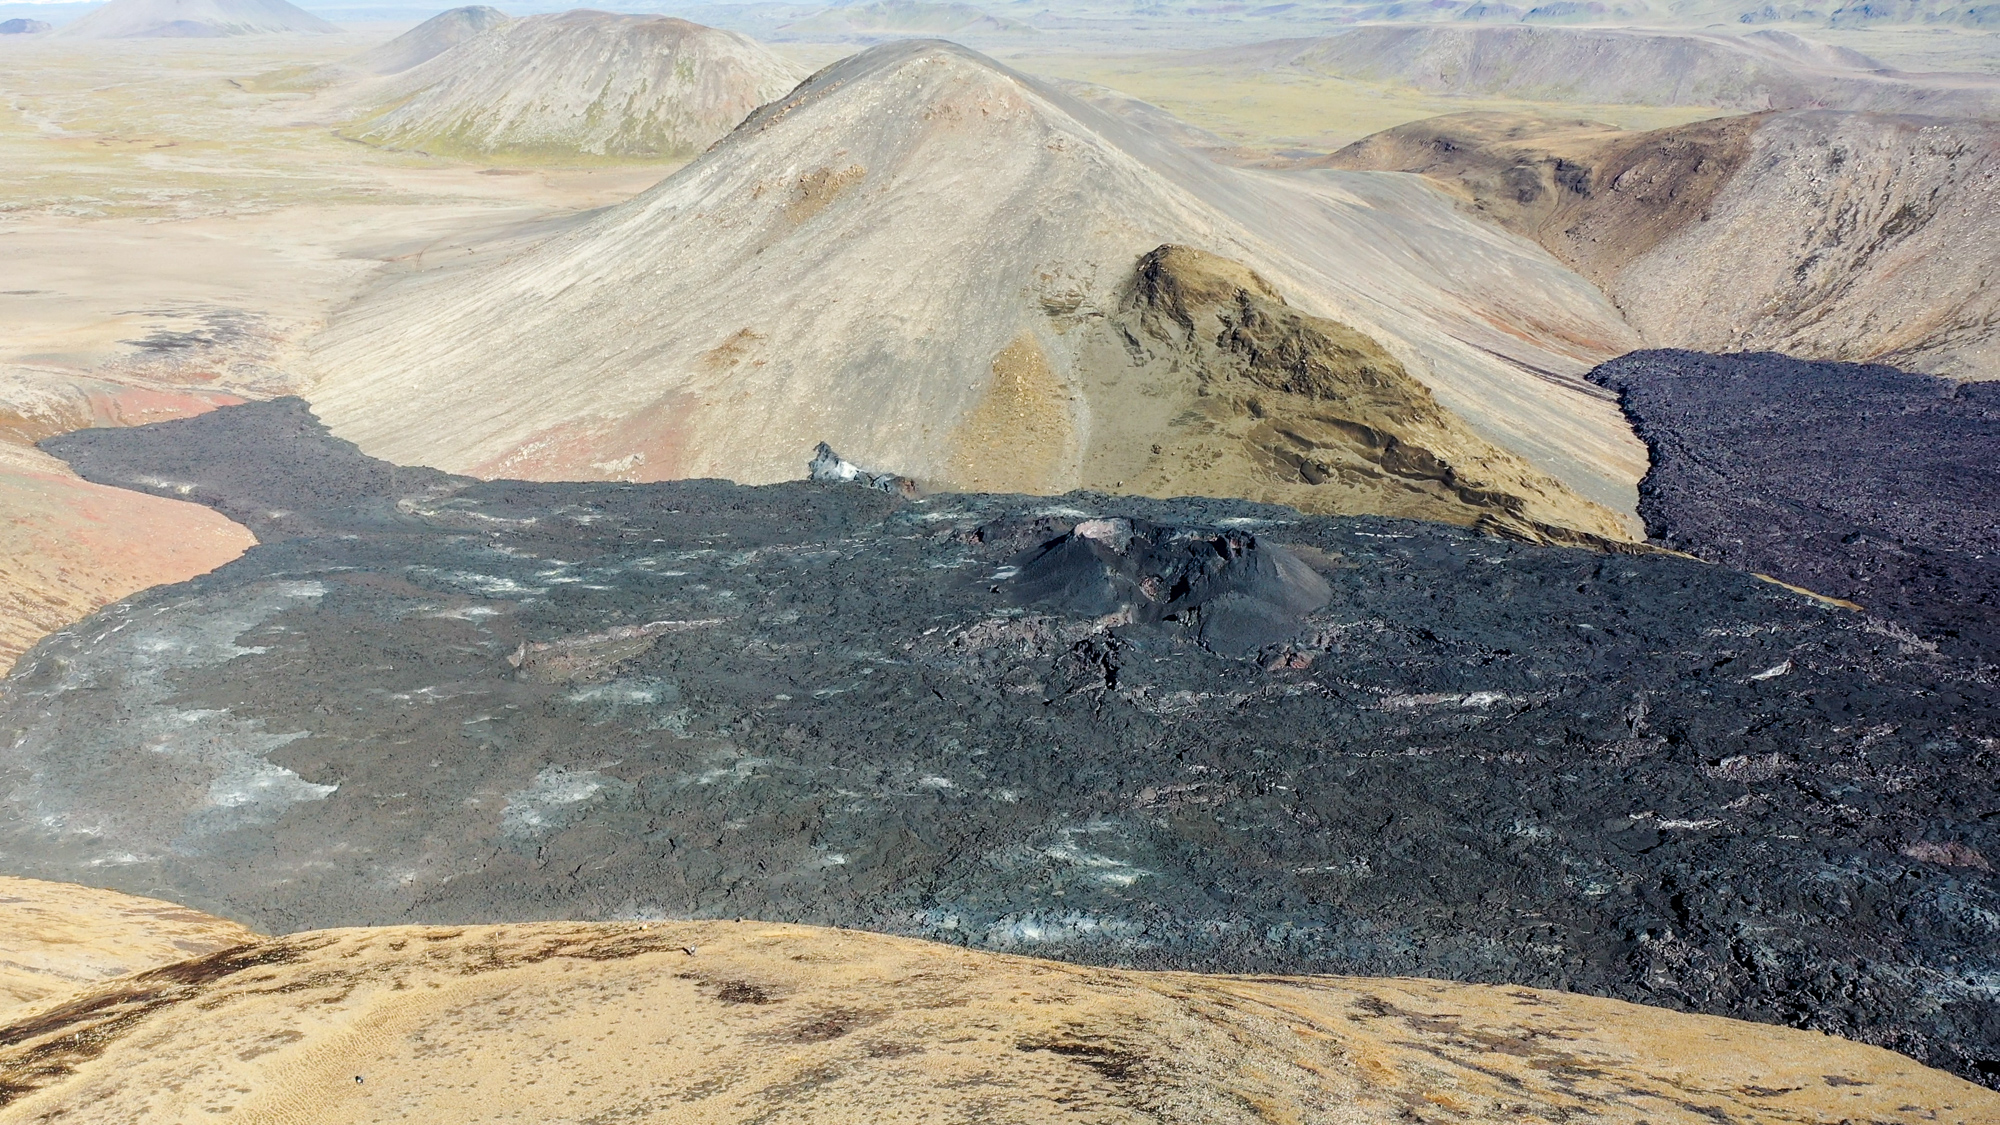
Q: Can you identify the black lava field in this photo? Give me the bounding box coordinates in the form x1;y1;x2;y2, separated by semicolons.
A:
6;398;1998;1085
1592;350;2000;662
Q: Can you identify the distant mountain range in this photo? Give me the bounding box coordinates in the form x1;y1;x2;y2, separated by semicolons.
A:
58;0;335;37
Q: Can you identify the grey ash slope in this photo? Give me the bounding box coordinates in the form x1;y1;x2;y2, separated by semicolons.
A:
9;399;2000;1086
308;39;1649;542
1326;110;2000;380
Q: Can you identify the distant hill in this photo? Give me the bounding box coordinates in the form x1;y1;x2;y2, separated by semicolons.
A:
1323;109;2000;378
0;17;53;32
1195;25;2000;114
779;1;1033;37
60;0;337;38
259;5;510;90
1000;0;1999;30
333;3;506;76
341;11;807;160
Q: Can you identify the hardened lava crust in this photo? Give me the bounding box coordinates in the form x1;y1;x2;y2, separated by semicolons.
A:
1591;350;2000;662
8;397;1998;1086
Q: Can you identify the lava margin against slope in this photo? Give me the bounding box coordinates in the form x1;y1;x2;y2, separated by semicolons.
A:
4;397;1997;1086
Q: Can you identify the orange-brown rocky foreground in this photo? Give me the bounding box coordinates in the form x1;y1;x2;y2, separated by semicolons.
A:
0;428;254;677
0;878;1991;1124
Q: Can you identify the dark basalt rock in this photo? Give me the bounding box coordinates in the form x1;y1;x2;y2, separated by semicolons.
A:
1590;350;2000;663
43;395;464;542
1002;517;1332;656
7;398;1999;1086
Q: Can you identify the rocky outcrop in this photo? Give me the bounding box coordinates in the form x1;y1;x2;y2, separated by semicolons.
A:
1093;245;1635;544
0;911;1990;1123
1325;110;2000;378
309;40;1647;542
341;11;807;160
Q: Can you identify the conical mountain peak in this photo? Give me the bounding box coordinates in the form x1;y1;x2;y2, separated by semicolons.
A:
311;39;1648;543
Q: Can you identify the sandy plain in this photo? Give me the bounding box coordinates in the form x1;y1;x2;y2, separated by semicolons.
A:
1002;24;2000;155
0;30;677;672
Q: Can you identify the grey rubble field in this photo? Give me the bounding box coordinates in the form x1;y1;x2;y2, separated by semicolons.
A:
7;398;1997;1086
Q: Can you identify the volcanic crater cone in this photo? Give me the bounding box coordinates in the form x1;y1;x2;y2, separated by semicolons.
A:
309;39;1649;544
343;10;808;160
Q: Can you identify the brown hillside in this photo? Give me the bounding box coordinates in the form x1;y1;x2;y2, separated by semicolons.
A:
1;916;1993;1123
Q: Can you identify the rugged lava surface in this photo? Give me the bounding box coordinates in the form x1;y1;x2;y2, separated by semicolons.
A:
8;398;1998;1085
1592;350;2000;662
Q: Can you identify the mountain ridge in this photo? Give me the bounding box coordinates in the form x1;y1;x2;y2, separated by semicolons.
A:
308;38;1649;542
59;0;335;38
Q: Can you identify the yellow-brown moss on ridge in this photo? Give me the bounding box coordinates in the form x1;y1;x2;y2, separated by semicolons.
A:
1100;245;1636;547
